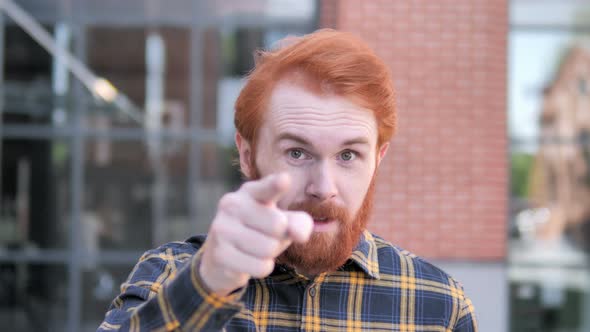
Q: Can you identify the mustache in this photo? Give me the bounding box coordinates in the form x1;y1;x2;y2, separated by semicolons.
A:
287;200;350;222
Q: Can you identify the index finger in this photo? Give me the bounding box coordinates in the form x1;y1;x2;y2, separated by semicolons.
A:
241;173;291;205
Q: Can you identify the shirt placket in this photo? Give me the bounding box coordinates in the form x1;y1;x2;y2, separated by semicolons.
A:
300;274;329;332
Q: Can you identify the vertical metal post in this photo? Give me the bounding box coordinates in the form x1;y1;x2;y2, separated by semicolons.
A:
188;2;205;234
0;10;5;219
145;31;167;247
67;20;85;332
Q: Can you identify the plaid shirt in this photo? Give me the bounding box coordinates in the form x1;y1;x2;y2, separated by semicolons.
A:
98;230;478;331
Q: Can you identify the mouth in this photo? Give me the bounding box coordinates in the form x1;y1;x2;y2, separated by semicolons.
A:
312;217;337;232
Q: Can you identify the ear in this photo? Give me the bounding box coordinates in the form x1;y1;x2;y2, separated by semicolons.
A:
376;142;390;167
235;132;252;178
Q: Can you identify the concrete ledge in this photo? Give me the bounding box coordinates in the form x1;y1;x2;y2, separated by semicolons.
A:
433;260;508;332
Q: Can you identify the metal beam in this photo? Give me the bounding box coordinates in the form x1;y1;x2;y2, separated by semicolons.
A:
0;10;5;233
188;2;205;239
0;249;144;265
66;19;84;332
0;124;219;141
0;0;144;124
510;23;590;33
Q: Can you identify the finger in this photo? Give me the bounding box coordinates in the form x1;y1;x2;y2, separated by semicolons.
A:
241;173;291;205
217;190;290;239
285;211;313;243
238;200;289;238
221;242;275;279
229;223;285;259
276;236;293;254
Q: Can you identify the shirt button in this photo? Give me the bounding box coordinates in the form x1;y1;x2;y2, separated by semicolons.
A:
309;286;316;297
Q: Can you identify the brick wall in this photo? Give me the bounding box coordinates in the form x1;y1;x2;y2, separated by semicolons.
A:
321;0;508;260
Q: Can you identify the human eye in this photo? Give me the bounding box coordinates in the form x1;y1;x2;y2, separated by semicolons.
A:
288;148;309;160
339;150;357;162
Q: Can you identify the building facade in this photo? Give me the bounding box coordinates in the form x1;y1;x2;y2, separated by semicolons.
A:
3;1;590;332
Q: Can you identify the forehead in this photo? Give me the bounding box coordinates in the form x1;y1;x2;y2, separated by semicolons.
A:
264;81;378;144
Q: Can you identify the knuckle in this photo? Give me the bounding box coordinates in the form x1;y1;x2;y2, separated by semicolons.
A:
218;193;238;211
208;221;222;236
254;238;279;259
212;225;242;249
268;210;288;234
212;247;228;264
252;260;274;278
262;260;275;275
239;181;254;193
210;220;231;237
264;238;280;255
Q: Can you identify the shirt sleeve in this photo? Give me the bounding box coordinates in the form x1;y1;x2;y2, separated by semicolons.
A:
453;291;479;332
97;243;246;331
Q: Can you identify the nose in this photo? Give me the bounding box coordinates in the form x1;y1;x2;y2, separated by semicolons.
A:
305;162;338;202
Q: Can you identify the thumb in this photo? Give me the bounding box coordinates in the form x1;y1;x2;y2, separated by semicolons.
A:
285;211;313;243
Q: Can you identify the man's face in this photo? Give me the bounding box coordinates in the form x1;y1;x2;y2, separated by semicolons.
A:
237;80;388;275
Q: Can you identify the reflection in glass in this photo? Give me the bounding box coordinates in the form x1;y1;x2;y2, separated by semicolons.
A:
86;26;190;129
81;264;136;332
83;139;192;250
0;139;70;250
4;24;53;125
0;264;68;331
509;29;590;331
0;1;317;331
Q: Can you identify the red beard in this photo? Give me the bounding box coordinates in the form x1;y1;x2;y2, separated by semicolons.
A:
277;177;374;275
248;154;376;275
276;180;375;275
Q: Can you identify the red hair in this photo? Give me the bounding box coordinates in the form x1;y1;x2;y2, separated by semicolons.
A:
234;28;396;148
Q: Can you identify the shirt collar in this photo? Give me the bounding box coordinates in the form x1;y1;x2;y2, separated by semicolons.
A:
271;230;381;280
348;230;381;280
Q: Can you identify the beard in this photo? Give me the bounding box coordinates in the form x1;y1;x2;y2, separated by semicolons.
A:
276;179;375;275
248;156;376;276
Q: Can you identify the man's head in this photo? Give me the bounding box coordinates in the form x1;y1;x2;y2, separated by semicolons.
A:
234;29;396;275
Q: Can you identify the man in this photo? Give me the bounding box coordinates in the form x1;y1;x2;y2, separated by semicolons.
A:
98;29;478;331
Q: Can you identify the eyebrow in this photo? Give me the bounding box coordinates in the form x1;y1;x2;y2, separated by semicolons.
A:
277;133;312;147
276;132;370;147
341;137;370;146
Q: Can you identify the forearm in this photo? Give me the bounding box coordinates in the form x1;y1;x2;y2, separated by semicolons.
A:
98;246;245;331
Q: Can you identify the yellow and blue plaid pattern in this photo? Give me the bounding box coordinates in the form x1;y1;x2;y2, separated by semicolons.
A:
98;230;478;331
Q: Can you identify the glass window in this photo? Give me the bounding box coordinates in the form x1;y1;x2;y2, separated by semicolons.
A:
0;1;318;331
509;1;590;331
1;138;70;250
1;264;68;331
81;263;136;332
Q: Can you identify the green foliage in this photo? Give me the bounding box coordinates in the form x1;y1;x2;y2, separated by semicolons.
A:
511;153;534;198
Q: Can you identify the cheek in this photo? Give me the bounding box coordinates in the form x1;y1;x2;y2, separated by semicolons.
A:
338;170;373;210
254;145;284;175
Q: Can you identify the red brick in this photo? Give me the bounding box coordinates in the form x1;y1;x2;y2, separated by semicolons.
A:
322;0;508;260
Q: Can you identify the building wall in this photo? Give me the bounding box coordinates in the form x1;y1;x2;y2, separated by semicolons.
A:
436;261;508;332
320;1;509;330
321;0;508;261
